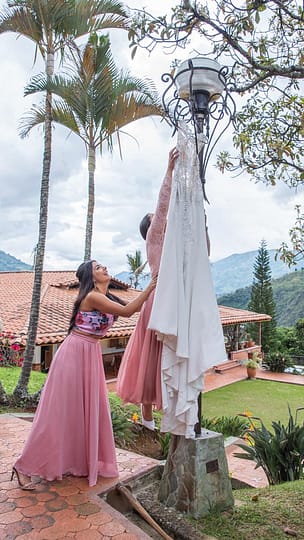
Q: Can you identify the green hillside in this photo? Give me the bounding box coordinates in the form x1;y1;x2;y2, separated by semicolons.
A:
0;250;32;272
211;249;303;296
218;269;304;327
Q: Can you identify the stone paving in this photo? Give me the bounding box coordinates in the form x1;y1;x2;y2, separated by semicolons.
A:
0;415;158;540
1;366;303;539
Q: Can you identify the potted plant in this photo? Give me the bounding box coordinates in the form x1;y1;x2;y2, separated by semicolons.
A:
245;352;261;379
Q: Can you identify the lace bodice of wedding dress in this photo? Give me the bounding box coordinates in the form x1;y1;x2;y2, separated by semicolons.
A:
148;124;227;438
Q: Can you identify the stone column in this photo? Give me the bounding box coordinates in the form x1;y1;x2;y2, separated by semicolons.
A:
158;430;234;518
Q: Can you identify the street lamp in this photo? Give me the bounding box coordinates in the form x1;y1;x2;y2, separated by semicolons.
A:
162;57;236;436
162;56;236;201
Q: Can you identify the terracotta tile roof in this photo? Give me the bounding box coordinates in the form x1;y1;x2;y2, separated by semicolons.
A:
219;305;271;326
0;271;271;346
0;271;139;346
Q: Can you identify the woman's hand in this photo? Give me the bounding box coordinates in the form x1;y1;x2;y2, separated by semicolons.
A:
167;147;179;173
147;274;157;292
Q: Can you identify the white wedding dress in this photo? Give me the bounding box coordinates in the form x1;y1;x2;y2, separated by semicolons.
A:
148;125;227;438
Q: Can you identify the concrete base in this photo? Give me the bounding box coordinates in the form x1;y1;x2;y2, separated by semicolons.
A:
158;431;234;518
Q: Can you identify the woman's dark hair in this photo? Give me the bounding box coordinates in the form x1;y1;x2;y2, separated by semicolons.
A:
139;213;152;240
68;260;126;333
68;261;95;333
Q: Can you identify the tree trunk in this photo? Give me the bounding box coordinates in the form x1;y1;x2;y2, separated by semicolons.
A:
84;145;96;262
0;380;8;405
13;87;53;401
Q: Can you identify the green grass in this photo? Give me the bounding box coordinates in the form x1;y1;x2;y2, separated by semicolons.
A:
0;366;47;395
193;480;304;540
1;368;304;430
202;379;304;428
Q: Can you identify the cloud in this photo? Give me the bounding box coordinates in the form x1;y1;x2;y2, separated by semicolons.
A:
0;0;302;275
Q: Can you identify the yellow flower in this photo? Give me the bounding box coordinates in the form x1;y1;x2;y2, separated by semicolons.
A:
244;432;255;446
132;412;139;423
243;409;253;417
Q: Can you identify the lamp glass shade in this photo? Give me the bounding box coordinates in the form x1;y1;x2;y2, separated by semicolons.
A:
174;57;224;101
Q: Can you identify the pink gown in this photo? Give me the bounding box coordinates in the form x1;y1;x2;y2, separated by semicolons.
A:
116;172;172;409
14;312;119;487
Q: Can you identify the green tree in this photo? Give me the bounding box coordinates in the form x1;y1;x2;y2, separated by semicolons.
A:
276;205;304;266
294;318;304;355
0;0;128;401
129;0;304;187
274;326;298;355
126;250;147;289
248;240;277;353
21;33;162;262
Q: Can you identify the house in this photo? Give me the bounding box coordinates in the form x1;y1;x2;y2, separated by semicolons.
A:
0;271;271;378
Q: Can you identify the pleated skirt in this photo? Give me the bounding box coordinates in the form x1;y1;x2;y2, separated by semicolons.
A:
14;331;118;487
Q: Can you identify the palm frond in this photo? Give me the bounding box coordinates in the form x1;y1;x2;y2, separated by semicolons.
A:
19;106;46;139
51;102;82;136
103;97;164;140
0;4;43;48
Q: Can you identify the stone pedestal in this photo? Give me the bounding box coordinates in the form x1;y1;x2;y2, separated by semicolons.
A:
158;431;234;518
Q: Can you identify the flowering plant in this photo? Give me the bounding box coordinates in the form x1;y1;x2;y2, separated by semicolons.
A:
245;352;261;369
0;332;24;367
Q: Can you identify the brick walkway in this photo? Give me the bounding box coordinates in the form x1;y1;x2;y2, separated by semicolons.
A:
0;414;158;539
1;367;303;539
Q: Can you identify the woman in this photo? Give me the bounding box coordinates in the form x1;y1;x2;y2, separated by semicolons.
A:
12;260;156;489
117;147;179;429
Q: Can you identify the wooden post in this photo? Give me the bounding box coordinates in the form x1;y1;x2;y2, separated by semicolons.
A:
194;393;202;436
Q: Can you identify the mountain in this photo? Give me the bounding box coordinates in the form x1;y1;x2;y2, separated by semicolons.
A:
210;249;303;296
218;269;304;326
0;250;32;272
115;271;150;289
116;249;303;297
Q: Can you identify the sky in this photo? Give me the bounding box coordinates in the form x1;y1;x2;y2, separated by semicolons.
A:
0;0;302;276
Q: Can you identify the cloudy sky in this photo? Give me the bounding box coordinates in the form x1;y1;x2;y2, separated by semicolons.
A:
0;0;302;275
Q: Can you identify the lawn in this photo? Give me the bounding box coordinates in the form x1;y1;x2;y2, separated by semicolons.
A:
202;379;304;428
0;366;47;396
1;367;304;429
194;480;304;540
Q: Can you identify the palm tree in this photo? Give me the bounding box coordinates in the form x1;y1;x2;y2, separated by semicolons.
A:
21;33;163;261
0;0;128;401
126;250;147;289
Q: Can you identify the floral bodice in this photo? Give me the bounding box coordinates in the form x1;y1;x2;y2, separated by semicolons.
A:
74;311;114;337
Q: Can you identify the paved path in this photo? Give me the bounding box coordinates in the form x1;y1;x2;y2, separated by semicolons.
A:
0;414;158;539
1;367;303;539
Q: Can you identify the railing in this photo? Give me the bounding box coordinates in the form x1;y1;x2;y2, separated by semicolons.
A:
229;345;261;362
291;355;304;366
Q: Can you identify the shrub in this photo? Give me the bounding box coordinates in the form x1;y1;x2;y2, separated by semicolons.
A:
108;393;137;446
263;351;294;372
0;332;24;367
158;432;171;459
201;415;249;437
110;409;134;446
234;406;304;485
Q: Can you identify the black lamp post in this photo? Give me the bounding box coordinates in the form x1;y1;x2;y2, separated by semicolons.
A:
161;57;236;436
162;56;236;201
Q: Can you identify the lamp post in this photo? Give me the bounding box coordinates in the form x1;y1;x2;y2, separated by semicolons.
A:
161;57;236;436
162;56;236;201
